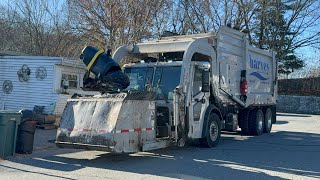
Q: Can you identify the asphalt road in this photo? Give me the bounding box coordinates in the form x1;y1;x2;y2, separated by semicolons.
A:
0;113;320;180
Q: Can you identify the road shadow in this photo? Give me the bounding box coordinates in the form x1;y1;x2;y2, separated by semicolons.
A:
275;121;289;125
0;163;76;180
3;130;320;179
276;113;312;118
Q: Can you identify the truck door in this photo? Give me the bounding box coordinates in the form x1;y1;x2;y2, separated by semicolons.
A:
188;64;210;138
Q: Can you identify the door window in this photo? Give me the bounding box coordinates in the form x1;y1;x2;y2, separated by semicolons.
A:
193;66;203;95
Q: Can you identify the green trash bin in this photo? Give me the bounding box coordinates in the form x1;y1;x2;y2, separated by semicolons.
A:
0;111;21;158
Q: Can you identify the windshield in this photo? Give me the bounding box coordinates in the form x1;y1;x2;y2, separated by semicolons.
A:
153;66;181;100
124;66;181;100
124;67;153;91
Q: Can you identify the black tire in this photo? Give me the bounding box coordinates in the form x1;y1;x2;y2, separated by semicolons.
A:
271;106;277;124
200;113;221;148
239;110;249;135
263;108;272;133
248;108;264;136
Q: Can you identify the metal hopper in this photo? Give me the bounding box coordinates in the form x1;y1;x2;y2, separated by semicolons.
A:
56;92;156;153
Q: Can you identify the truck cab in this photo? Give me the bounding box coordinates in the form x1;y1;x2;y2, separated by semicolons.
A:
112;37;221;147
122;59;212;142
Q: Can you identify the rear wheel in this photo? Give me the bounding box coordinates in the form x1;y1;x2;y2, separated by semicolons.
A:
248;108;264;136
263;108;272;133
239;110;249;135
200;113;221;147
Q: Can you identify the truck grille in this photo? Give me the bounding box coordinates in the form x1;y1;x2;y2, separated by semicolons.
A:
125;91;156;100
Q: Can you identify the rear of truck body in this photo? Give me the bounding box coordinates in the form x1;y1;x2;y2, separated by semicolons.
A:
56;26;277;153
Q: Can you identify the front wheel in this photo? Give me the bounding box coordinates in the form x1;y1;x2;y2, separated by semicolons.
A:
200;113;221;147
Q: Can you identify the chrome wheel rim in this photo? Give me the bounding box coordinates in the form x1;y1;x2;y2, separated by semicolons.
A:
257;112;263;131
209;121;218;142
266;110;272;129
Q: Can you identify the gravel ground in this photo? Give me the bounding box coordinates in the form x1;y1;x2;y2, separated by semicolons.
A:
0;113;320;180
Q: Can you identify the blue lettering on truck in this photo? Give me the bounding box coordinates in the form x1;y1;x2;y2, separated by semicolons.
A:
249;55;269;81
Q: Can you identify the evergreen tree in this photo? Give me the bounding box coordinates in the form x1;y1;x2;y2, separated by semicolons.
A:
253;0;304;75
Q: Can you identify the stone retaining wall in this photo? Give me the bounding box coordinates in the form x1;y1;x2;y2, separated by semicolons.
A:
277;95;320;115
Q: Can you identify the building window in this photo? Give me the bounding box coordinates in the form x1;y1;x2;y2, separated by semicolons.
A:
61;73;78;89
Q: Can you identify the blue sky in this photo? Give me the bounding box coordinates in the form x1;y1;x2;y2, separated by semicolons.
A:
0;0;318;77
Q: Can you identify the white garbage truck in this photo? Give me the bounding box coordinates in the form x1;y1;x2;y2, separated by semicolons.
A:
56;26;277;153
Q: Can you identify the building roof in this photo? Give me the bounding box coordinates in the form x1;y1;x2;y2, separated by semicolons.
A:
61;57;86;69
0;50;30;56
0;51;86;69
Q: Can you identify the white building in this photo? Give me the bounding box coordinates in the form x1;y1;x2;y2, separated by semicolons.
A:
0;55;98;115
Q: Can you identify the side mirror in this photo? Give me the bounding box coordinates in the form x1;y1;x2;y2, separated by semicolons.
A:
201;70;210;92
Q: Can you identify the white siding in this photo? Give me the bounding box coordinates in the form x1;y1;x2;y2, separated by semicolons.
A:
61;57;86;69
54;65;99;94
53;64;99;116
54;94;71;115
0;56;62;113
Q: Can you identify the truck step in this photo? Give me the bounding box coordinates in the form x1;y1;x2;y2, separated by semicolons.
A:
142;140;171;152
36;124;56;130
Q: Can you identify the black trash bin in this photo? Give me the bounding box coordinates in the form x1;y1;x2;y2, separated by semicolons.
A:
16;120;37;154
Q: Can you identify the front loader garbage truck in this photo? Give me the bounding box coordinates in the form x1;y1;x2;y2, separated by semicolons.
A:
56;26;277;153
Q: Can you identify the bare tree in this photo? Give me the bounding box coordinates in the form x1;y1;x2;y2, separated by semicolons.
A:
1;0;319;69
67;0;170;50
172;0;320;74
0;0;84;57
